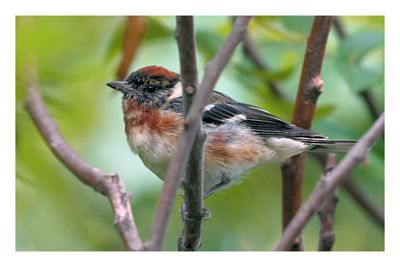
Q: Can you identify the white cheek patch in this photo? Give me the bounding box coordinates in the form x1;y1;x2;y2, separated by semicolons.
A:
167;82;182;100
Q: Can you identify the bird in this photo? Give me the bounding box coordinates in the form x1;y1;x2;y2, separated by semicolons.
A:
107;65;356;198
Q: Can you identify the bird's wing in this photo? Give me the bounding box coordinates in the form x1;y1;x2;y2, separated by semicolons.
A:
202;101;327;141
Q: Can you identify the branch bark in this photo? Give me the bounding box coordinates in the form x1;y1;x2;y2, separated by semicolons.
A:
280;16;334;250
318;153;338;251
24;60;143;251
175;16;206;251
145;16;252;251
274;113;384;251
116;16;147;80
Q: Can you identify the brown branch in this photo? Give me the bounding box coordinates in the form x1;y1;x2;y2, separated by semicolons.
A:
116;16;147;80
359;87;382;120
333;17;347;39
145;16;252;251
23;60;143;251
280;16;334;250
313;153;384;229
274;113;384;251
175;16;206;251
318;153;338;251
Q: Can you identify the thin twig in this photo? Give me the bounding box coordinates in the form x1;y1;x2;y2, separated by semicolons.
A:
333;17;383;121
175;16;206;251
116;16;147;80
145;16;252;251
24;60;143;251
280;16;334;251
359;89;382;120
342;179;384;229
333;17;347;39
312;153;384;229
274;113;384;251
318;153;338;251
333;17;385;226
242;32;289;100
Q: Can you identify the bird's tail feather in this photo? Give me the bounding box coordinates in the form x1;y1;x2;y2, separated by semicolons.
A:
306;139;357;153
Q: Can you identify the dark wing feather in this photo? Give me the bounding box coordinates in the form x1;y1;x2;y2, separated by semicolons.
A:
203;101;327;141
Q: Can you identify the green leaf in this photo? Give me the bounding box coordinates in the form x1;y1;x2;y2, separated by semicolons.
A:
314;104;335;120
281;16;313;35
336;31;384;63
334;62;383;93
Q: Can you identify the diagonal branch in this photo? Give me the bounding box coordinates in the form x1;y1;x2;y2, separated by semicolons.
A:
318;153;338;251
24;60;143;251
280;16;334;250
145;16;252;251
274;113;384;251
175;16;206;251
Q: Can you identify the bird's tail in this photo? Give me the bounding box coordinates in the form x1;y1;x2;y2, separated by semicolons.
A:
306;139;357;153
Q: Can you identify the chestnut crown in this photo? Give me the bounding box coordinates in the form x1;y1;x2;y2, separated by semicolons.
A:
107;66;180;109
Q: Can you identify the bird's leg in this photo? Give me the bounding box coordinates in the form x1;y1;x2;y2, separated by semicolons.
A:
179;174;231;222
203;174;231;199
180;202;211;222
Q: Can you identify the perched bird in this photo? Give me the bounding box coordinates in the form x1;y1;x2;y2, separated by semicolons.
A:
107;65;356;198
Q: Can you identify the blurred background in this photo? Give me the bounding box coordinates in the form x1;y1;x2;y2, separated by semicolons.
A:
16;16;384;251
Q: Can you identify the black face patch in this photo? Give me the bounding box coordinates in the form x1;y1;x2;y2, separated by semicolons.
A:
123;71;180;109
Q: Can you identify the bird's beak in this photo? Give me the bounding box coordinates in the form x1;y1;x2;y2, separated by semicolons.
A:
106;81;131;94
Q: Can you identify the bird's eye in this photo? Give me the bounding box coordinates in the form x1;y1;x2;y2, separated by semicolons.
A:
145;85;157;94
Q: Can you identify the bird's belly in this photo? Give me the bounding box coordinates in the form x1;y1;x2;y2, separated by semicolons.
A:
126;127;177;180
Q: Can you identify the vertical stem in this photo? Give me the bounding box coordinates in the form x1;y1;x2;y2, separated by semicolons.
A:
175;16;206;251
318;153;338;251
280;16;334;251
145;16;251;251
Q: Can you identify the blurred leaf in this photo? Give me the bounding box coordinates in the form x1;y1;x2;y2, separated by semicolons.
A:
281;16;313;35
143;16;174;41
336;31;383;63
314;104;335;120
334;62;383;93
252;16;309;43
197;30;223;62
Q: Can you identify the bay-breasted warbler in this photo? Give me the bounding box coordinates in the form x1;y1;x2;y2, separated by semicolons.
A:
107;65;356;198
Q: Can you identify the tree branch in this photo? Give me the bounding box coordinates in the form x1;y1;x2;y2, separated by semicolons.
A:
312;153;384;229
145;16;252;251
318;153;338;251
24;60;143;251
175;16;206;251
280;16;334;250
274;113;384;251
116;16;147;80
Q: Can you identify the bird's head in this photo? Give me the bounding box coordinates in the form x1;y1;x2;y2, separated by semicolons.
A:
107;66;181;109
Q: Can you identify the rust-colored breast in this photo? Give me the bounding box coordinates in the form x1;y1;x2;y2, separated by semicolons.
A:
123;99;182;140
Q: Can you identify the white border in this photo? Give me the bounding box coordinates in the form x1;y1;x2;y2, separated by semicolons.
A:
3;0;399;266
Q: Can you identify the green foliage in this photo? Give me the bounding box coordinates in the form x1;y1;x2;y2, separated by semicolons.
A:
16;16;384;251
